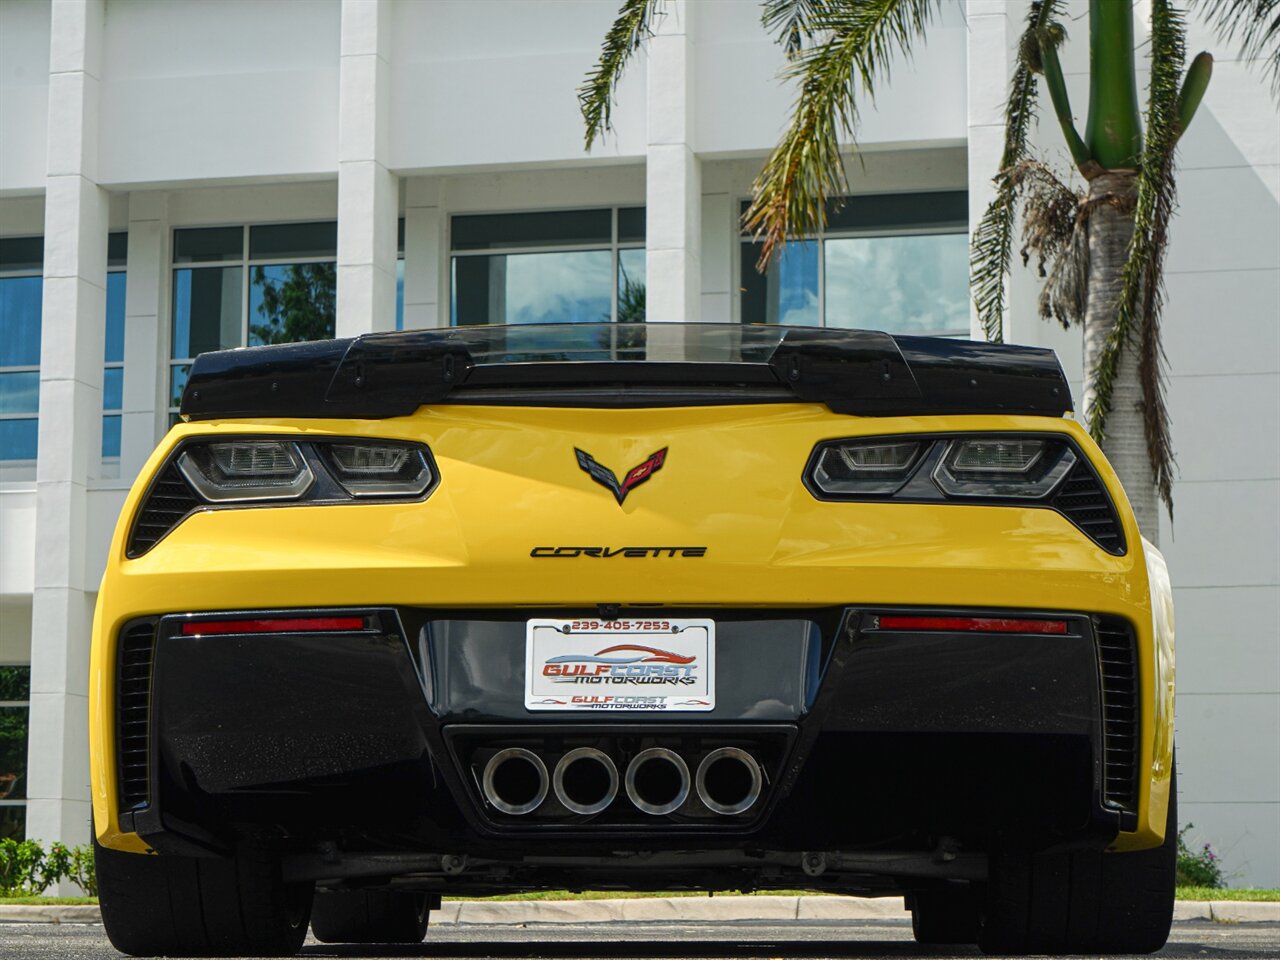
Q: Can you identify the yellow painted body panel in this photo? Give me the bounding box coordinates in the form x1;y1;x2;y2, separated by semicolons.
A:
89;405;1174;855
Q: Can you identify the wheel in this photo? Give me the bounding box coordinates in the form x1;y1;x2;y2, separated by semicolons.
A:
310;889;432;943
980;761;1177;955
95;838;313;957
910;883;983;944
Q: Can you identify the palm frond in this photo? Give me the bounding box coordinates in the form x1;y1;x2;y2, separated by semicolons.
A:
579;0;665;150
1190;0;1279;94
1089;0;1188;519
969;0;1067;343
762;0;830;57
1006;160;1088;329
742;0;941;270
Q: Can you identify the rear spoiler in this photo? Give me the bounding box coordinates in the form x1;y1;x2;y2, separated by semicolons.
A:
179;323;1072;420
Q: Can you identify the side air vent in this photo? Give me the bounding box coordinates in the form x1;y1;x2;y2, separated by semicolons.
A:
1052;459;1126;555
1094;617;1139;821
116;619;158;811
126;463;201;558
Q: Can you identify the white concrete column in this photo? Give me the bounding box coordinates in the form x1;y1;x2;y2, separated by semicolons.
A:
645;1;700;326
699;192;732;324
403;177;442;329
336;0;399;337
26;0;108;851
120;192;168;478
965;0;1014;341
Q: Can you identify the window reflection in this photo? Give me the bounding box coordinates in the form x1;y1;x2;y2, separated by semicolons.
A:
172;267;243;358
0;277;42;366
454;250;613;326
248;263;336;346
824;233;968;334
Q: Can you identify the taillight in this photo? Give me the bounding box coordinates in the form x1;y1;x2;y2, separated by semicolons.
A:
317;441;435;497
932;438;1076;499
876;615;1069;634
180;616;366;636
176;441;314;502
808;439;925;495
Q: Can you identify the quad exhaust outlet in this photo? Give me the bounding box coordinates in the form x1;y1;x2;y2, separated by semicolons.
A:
553;747;619;815
480;745;764;818
481;748;549;816
625;747;691;816
695;747;764;816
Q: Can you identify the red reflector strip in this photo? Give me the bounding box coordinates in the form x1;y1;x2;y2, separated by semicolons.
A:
181;616;365;636
877;615;1068;635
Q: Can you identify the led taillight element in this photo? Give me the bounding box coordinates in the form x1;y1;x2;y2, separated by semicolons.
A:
876;615;1068;635
181;616;366;636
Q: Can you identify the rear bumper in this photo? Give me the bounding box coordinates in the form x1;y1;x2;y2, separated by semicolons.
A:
109;605;1138;873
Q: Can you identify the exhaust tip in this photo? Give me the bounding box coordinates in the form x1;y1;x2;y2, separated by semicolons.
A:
696;747;763;816
482;748;549;816
553;747;619;816
625;747;690;816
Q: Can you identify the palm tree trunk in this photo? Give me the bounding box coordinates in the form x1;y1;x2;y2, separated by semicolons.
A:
1081;171;1158;545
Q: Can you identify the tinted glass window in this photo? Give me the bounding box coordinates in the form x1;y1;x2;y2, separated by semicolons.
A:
824;233;968;333
172;266;243;357
0;277;42;366
249;221;338;261
0;371;39;414
0;419;37;461
173;226;244;264
101;415;121;459
452;210;612;251
453;250;613;326
0;237;43;272
740;240;818;326
107;232;128;268
248;263;336;346
105;272;126;362
617;207;646;244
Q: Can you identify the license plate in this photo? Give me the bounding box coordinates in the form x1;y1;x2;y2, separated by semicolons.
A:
525;618;715;712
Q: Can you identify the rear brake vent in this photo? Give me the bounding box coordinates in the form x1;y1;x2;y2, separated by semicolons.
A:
1094;617;1139;823
1052;459;1126;555
127;463;200;558
116;619;158;812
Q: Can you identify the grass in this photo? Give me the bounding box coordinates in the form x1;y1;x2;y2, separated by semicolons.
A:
1;888;1276;906
1176;887;1280;902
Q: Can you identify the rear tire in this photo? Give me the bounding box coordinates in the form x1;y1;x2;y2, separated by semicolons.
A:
95;839;313;957
910;883;983;944
310;889;432;943
980;762;1177;955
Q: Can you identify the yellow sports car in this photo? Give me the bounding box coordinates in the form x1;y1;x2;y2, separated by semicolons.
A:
88;323;1176;956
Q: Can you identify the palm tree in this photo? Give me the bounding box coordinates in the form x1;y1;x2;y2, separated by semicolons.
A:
577;0;1280;542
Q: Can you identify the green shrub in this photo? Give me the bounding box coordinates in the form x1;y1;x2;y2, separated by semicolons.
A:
1176;822;1226;888
0;838;97;897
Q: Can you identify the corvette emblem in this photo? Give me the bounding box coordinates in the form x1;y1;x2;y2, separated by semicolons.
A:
574;447;668;505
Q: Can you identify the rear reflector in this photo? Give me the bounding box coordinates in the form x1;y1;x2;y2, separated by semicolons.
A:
876;615;1068;635
181;616;366;636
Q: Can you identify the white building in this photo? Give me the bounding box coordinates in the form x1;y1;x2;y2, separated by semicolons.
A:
0;0;1276;886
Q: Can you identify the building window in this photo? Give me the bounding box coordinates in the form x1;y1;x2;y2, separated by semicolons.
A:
169;222;337;422
740;191;969;336
0;237;43;465
103;232;127;463
0;665;30;839
450;207;645;327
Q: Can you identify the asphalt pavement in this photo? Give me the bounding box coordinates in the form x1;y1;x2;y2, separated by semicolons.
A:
2;919;1277;960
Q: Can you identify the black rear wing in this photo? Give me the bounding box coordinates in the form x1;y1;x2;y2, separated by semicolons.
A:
179;323;1071;421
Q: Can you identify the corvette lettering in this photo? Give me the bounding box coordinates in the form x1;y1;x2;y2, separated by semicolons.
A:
575;447;667;504
530;546;707;558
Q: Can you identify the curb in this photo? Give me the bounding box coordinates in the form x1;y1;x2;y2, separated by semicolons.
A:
2;897;1277;925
